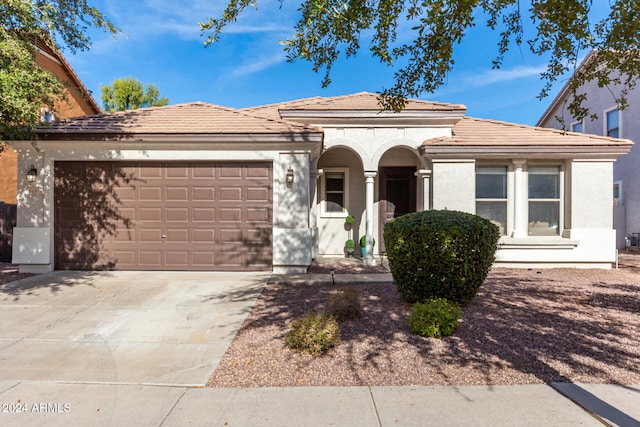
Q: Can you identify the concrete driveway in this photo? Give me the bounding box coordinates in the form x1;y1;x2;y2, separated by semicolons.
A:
0;271;268;386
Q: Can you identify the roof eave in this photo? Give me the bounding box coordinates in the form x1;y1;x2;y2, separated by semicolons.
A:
420;144;632;159
34;131;324;143
280;109;466;126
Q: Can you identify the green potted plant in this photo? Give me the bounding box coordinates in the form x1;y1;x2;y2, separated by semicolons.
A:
345;215;355;225
345;239;356;258
360;235;375;257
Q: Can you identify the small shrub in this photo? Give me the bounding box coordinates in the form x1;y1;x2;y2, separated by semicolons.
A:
285;312;341;356
328;287;363;321
408;298;462;338
384;210;500;305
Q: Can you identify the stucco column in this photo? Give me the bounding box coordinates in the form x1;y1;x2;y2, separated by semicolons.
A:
309;169;323;228
309;169;323;259
415;169;431;211
364;171;377;265
512;160;527;238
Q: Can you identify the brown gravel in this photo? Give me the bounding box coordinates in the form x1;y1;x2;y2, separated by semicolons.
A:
208;253;640;388
0;263;36;286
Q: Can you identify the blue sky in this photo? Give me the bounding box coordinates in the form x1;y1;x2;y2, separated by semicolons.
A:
64;1;603;125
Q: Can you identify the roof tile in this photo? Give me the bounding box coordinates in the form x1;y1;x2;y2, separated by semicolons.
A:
423;116;634;147
37;102;322;137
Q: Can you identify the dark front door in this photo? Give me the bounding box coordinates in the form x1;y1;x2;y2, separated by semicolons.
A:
379;167;417;252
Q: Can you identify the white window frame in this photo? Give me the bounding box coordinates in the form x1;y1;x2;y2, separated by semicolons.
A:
475;165;509;236
604;107;621;138
526;164;564;237
570;120;583;133
321;167;350;217
613;180;622;206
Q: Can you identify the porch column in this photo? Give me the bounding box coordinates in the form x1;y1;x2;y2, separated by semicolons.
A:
309;169;323;259
415;169;431;211
364;171;377;265
512;160;527;238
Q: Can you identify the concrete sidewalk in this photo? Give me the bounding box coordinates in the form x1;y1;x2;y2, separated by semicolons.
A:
0;382;638;426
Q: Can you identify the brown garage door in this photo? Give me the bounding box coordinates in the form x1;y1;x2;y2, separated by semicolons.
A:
54;161;272;271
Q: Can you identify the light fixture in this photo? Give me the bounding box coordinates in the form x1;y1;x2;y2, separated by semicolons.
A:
286;167;294;185
26;166;38;183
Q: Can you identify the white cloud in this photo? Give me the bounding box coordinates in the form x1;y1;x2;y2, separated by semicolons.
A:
229;51;287;77
464;65;548;87
435;64;547;97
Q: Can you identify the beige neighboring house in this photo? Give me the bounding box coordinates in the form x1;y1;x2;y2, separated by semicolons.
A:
0;38;101;204
537;51;639;249
10;92;632;273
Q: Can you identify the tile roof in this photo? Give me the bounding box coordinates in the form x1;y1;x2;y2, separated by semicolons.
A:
244;92;466;119
36;102;322;140
423;117;634;148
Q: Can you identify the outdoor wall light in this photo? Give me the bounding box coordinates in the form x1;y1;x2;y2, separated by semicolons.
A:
286;167;294;185
26;166;38;183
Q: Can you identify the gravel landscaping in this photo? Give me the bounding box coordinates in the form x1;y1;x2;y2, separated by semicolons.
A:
0;264;36;287
208;253;640;388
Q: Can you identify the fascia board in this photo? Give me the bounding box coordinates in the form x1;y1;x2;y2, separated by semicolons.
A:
33;132;324;144
421;145;631;159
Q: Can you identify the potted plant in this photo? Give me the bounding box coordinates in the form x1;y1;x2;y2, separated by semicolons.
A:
345;239;356;258
360;235;375;257
343;214;356;258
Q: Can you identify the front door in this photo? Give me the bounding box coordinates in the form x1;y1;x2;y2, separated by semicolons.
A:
379;167;417;252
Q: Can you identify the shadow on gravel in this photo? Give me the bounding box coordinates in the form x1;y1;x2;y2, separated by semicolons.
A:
437;269;640;385
211;265;640;387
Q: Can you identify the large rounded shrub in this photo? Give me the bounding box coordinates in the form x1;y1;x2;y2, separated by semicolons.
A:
384;210;500;305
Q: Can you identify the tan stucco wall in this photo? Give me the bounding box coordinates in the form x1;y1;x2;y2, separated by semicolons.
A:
35;51;100;119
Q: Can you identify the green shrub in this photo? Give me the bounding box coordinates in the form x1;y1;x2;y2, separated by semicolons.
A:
285;312;341;356
384;210;500;305
328;287;363;321
345;239;356;250
408;298;462;338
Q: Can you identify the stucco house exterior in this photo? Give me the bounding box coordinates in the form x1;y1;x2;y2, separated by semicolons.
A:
11;92;632;273
537;51;640;249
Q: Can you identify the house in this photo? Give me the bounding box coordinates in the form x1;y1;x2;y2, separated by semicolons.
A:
537;51;640;249
10;92;632;274
0;38;102;204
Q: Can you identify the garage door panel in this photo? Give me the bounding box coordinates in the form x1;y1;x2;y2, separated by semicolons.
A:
55;161;272;271
219;208;241;222
246;165;271;178
140;187;162;201
219;187;242;201
166;164;189;178
193;208;215;222
247;187;269;201
140;208;162;221
219;166;243;179
192;229;215;242
193;187;215;201
166;208;189;221
138;165;163;179
166;187;189;201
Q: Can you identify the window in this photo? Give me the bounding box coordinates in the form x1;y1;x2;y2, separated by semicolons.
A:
321;168;349;216
613;181;622;206
606;109;619;138
476;166;507;235
528;166;561;236
571;121;583;133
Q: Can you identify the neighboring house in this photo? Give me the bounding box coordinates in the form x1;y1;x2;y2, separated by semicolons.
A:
10;92;631;273
0;38;101;204
537;51;639;249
